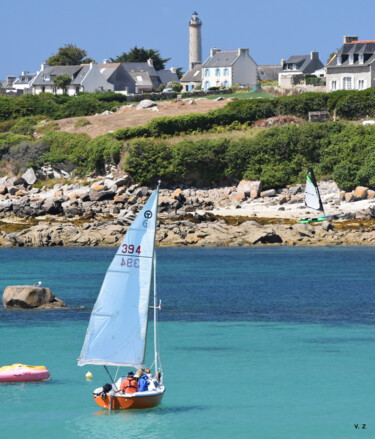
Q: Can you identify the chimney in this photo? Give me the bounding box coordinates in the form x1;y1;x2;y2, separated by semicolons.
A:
310;51;319;60
147;58;154;67
343;36;358;44
41;63;47;71
281;57;285;66
238;48;249;57
210;47;220;58
103;59;109;64
170;66;176;74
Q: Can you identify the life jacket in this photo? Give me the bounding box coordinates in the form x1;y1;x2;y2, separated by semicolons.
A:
120;377;139;394
138;374;149;392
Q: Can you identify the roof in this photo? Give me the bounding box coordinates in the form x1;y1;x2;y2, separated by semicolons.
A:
32;65;88;86
181;64;202;83
122;62;158;77
158;69;179;84
203;51;238;68
283;54;324;74
257;65;282;81
328;41;375;68
98;63;121;80
13;73;36;85
128;71;153;88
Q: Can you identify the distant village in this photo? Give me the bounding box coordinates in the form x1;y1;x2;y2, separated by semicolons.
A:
1;12;373;97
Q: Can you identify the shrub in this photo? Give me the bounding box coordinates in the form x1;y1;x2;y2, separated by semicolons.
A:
124;139;175;185
85;134;123;172
10;117;37;135
74;118;91;129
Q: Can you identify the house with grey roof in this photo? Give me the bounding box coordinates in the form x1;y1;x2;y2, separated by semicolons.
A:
202;48;257;90
278;51;324;88
13;71;36;93
180;63;202;91
32;63;113;95
99;59;179;94
326;36;375;91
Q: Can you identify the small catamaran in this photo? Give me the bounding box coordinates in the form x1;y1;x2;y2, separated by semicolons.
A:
300;168;344;223
78;182;165;410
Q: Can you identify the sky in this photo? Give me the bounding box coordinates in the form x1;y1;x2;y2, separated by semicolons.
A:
1;0;375;79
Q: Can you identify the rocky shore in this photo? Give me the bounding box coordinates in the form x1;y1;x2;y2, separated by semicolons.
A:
1;169;375;248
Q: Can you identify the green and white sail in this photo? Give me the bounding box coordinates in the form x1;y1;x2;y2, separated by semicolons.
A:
78;188;159;368
304;168;324;214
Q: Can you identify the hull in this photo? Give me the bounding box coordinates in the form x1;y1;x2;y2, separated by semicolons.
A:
94;389;165;410
0;369;50;382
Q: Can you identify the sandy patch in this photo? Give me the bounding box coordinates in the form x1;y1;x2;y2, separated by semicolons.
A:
57;98;228;138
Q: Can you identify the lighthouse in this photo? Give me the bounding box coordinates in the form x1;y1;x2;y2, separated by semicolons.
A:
189;11;202;71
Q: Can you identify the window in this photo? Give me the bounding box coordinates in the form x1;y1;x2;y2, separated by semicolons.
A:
358;79;365;90
343;77;352;90
215;68;220;76
349;54;354;65
204;69;210;77
204;81;210;89
330;81;337;91
337;56;342;65
43;75;50;81
224;68;229;76
359;54;364;64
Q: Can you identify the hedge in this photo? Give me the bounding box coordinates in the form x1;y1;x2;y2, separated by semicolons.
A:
124;122;375;190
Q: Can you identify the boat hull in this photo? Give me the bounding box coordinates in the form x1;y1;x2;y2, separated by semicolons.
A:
94;389;165;410
0;369;50;382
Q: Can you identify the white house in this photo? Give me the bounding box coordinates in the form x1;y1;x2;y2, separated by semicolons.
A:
278;52;324;88
202;48;257;90
32;63;113;95
12;72;36;93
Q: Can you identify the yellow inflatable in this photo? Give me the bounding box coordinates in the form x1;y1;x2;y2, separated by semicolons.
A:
0;363;47;372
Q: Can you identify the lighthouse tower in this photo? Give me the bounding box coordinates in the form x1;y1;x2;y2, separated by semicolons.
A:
189;11;202;70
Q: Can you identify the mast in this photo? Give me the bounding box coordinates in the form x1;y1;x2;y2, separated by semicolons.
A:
153;181;161;374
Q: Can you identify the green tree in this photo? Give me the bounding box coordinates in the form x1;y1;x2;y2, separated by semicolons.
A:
46;44;94;66
53;74;72;94
110;46;170;70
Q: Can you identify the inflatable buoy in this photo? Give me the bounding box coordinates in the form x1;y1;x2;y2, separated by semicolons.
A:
86;371;93;380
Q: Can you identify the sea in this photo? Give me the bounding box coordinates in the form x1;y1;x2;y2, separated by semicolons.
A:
1;246;375;439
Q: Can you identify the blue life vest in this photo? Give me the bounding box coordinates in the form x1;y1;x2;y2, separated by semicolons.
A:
138;374;148;392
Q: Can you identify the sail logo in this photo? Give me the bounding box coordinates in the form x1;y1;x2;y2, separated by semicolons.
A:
144;210;153;219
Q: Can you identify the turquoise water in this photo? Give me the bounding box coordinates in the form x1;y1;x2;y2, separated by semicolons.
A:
1;247;375;438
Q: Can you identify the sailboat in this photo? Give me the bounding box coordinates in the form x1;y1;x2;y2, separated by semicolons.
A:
300;168;344;223
78;182;165;410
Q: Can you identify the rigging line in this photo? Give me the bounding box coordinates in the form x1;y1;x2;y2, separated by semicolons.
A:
104;365;118;391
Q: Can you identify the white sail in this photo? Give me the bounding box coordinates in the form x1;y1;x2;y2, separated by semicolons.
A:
305;168;324;213
78;189;159;367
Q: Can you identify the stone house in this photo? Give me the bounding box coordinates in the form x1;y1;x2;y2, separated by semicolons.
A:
257;64;282;82
32;63;113;95
202;48;257;90
278;52;324;88
326;36;375;91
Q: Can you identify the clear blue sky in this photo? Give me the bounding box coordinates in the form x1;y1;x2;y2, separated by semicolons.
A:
1;0;374;79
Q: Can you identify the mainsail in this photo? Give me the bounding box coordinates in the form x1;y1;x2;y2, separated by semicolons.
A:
78;189;159;368
304;168;324;214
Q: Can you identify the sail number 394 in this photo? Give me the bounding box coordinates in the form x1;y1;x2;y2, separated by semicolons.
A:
121;244;141;255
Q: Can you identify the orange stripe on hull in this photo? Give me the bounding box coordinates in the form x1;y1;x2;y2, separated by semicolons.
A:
94;391;165;410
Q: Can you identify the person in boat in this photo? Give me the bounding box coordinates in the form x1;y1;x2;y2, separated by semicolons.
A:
116;371;139;394
145;368;152;378
135;369;144;381
138;371;149;392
